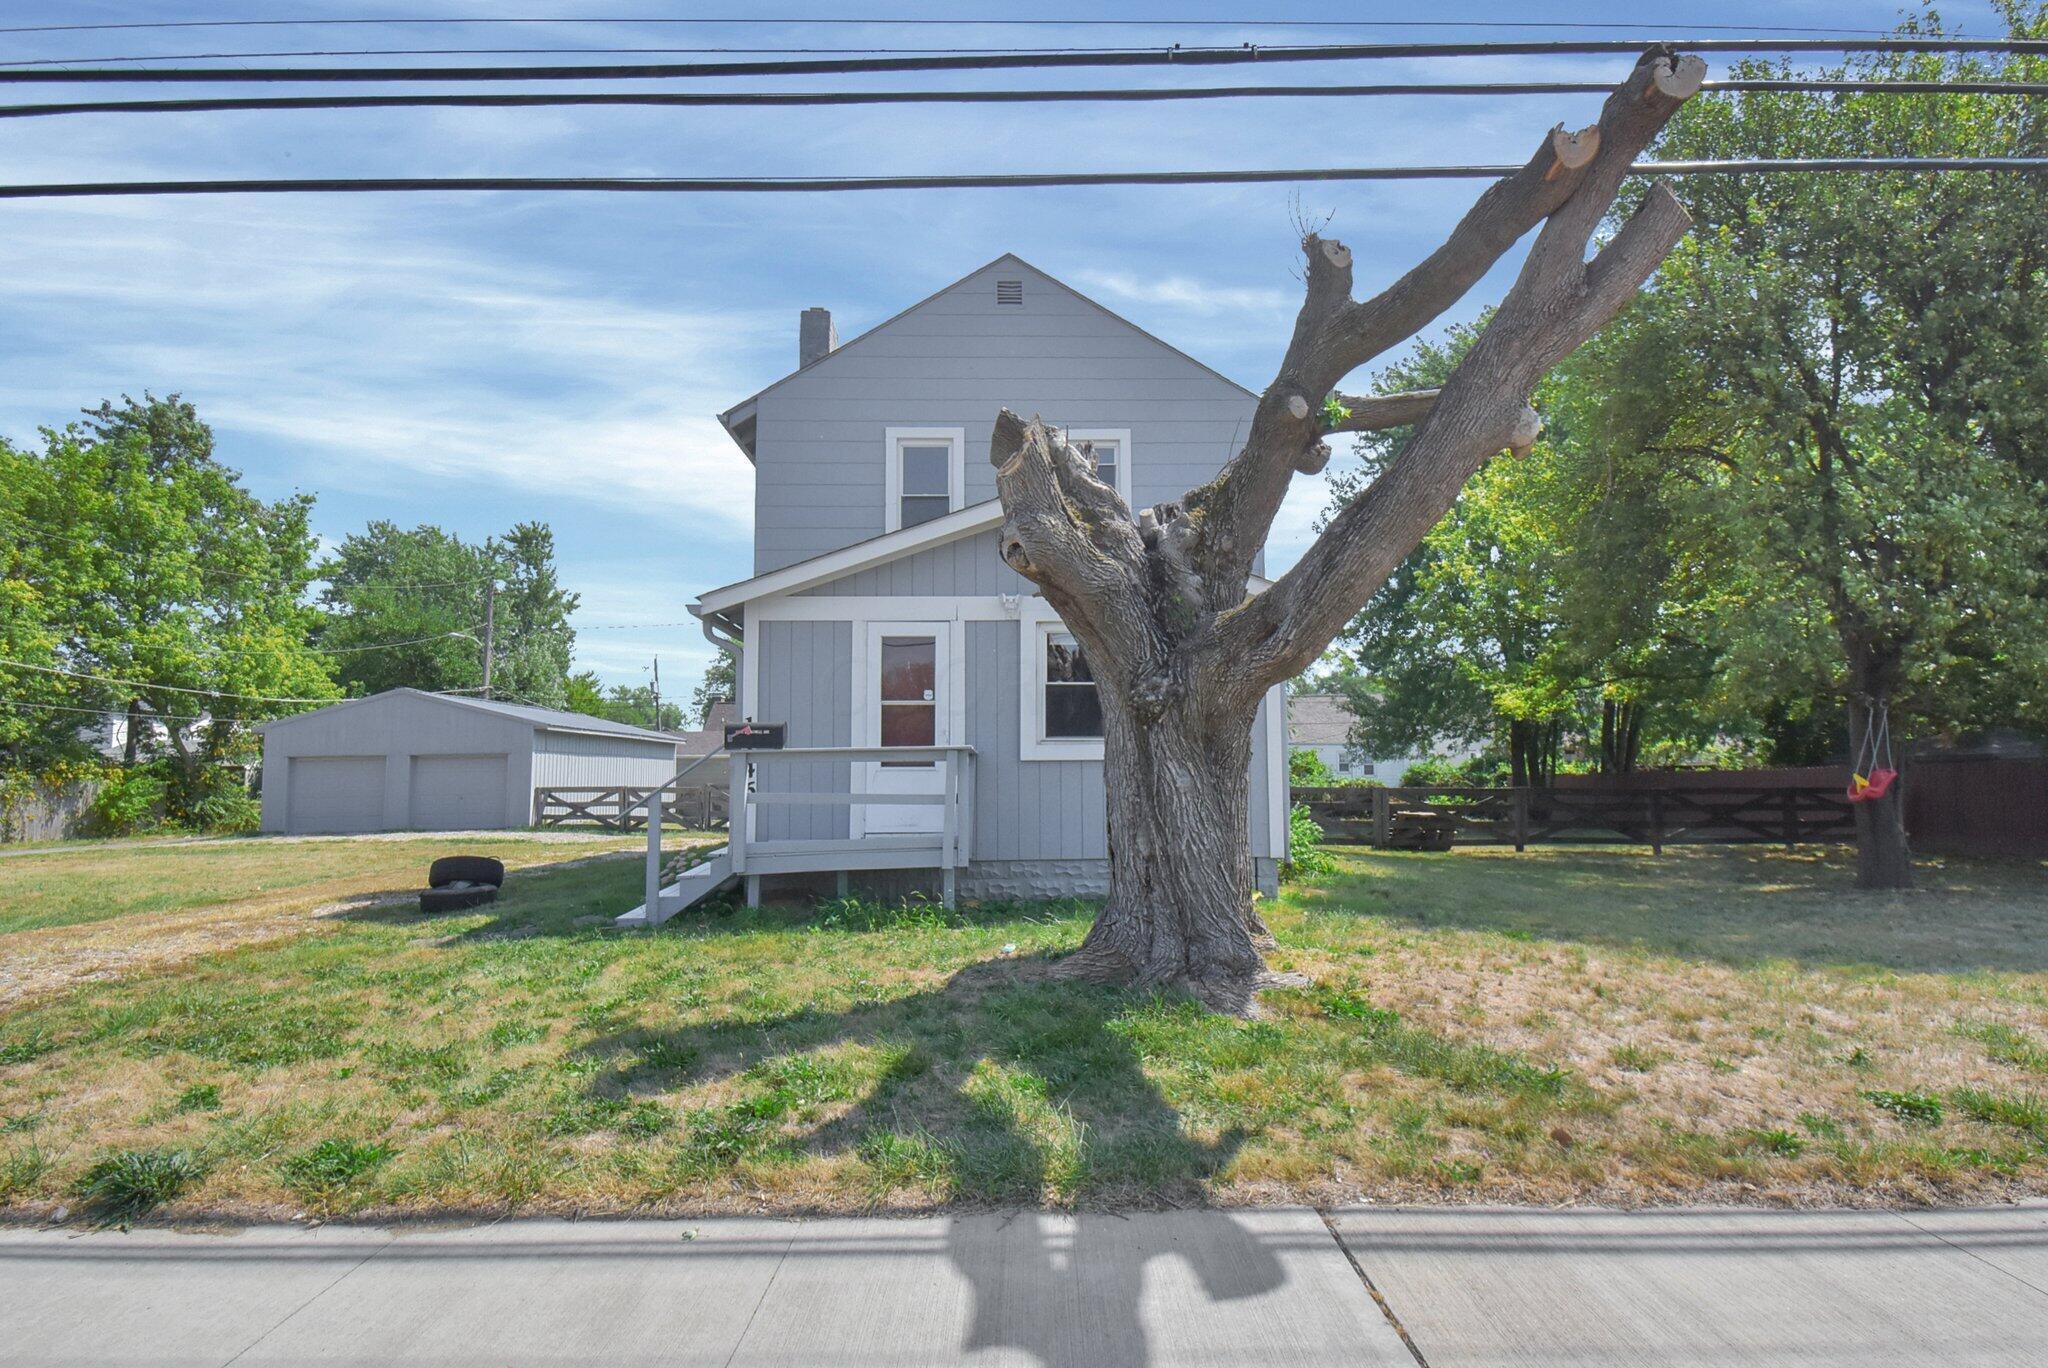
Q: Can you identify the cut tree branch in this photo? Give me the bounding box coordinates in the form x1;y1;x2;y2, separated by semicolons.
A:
1325;388;1440;434
1172;49;1709;608
1214;62;1703;699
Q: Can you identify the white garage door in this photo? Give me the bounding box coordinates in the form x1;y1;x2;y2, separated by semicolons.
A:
409;754;510;830
286;756;386;833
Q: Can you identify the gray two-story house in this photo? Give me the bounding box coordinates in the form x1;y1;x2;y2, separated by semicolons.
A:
622;255;1287;925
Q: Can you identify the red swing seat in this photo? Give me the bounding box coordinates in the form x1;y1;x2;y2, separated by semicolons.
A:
1846;768;1898;803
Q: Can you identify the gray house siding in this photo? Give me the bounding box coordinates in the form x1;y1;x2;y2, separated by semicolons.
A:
752;620;853;842
750;257;1256;573
800;532;1028;597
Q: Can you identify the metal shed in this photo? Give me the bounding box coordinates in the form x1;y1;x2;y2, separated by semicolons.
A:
259;689;680;834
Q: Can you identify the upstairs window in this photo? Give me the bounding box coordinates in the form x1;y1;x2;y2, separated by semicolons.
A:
1066;427;1132;504
883;427;965;532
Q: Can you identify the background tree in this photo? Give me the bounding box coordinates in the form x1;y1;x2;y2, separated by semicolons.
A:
989;52;1704;1008
1584;12;2048;887
689;651;736;728
565;670;686;731
6;396;336;822
318;520;579;705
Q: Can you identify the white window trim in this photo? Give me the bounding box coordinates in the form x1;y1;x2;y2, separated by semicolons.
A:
883;426;966;533
1018;600;1105;762
1064;427;1133;505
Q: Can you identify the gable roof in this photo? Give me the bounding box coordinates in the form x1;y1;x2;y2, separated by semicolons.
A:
261;687;680;746
717;252;1258;462
691;497;1271;616
1288;693;1357;747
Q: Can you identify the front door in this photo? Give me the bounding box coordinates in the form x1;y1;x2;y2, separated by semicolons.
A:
864;622;949;835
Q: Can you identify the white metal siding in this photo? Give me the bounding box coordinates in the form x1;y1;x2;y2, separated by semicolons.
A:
408;754;510;830
528;730;679;790
286;756;386;833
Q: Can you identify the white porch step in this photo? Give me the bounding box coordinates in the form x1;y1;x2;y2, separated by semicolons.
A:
615;845;734;928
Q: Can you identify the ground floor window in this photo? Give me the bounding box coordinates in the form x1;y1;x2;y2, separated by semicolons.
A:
1021;612;1106;760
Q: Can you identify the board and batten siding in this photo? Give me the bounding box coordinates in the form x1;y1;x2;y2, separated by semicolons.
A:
752;619;853;842
528;731;680;791
745;609;1281;864
749;257;1256;574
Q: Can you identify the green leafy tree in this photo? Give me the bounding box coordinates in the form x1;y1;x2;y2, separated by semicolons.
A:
318;521;578;706
1593;8;2048;885
4;395;337;823
689;651;736;728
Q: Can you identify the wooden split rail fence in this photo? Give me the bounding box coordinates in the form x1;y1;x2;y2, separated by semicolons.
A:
1293;784;1857;852
535;783;729;832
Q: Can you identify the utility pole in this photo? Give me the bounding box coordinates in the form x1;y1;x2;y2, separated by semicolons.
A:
650;656;661;730
481;579;497;700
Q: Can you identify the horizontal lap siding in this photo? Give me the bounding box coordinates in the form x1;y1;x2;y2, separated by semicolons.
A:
801;532;1030;597
754;620;852;841
749;259;1255;573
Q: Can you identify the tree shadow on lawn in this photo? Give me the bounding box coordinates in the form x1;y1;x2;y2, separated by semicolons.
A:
576;954;1291;1368
1314;844;2048;975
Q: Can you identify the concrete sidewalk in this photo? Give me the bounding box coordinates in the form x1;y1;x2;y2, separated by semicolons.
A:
2;1203;2042;1367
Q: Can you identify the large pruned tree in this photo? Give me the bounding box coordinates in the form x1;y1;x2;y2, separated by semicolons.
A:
987;50;1706;1010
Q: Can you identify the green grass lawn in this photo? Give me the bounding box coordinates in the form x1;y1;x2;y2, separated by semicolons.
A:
3;843;2045;1220
0;832;646;936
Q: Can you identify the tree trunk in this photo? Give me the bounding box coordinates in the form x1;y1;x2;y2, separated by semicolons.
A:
986;51;1703;1012
1845;687;1912;890
1060;691;1271;1012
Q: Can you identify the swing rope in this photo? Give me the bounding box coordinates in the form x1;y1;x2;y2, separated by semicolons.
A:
1848;695;1897;802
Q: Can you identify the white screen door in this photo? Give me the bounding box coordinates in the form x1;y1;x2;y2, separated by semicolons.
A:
864;623;949;834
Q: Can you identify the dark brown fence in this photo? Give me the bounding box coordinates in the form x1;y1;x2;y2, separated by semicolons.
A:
535;784;728;831
1904;759;2048;858
1294;783;1856;851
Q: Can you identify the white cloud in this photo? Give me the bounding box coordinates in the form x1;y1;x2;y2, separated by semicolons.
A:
1074;269;1293;316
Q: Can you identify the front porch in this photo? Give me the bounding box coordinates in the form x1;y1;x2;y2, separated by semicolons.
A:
619;744;976;927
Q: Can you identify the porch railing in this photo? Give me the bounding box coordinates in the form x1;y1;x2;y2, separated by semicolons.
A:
730;745;977;907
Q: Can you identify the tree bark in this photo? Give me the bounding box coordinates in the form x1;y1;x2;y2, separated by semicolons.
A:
990;50;1705;1011
1846;664;1912;891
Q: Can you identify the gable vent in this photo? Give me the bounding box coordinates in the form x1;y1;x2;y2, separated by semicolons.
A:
995;279;1024;306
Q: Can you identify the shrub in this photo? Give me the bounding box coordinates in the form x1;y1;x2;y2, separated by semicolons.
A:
1288;748;1335;786
1281;803;1336;882
87;767;168;835
77;1147;205;1217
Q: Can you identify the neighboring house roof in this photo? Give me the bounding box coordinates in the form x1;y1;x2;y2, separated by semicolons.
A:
1289;693;1358;747
690;498;1272;617
715;252;1259;462
260;687;680;746
676;701;739;758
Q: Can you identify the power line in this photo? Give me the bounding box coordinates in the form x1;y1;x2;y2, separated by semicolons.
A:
3;39;2043;85
0;20;1904;37
10;79;2042;121
0;46;1252;67
0;658;339;703
5;160;2044;202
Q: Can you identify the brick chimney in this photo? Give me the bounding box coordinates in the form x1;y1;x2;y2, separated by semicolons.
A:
799;307;837;368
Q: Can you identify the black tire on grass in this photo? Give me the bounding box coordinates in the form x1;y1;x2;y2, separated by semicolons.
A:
428;856;505;888
419;884;499;914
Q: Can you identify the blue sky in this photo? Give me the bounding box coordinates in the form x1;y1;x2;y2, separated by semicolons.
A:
0;2;2005;697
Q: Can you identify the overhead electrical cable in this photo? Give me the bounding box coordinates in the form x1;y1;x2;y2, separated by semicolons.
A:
0;19;1906;37
1;39;2043;85
5;160;2044;202
8;78;2042;120
0;658;343;703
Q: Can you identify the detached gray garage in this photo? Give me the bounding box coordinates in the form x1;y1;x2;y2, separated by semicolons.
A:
260;689;680;834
